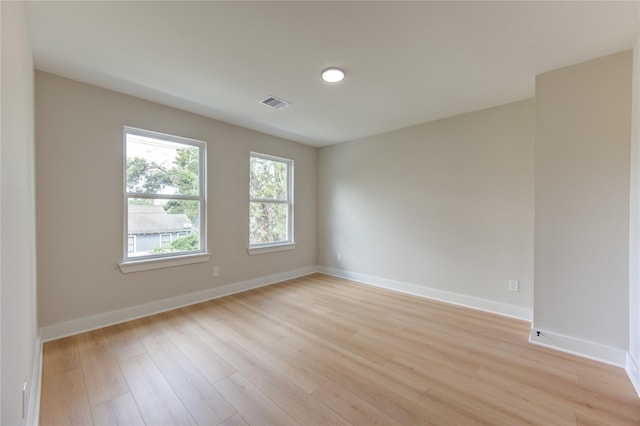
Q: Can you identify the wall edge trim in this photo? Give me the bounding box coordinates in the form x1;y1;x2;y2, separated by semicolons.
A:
39;266;319;341
626;352;640;397
26;337;42;426
318;266;533;321
528;328;627;367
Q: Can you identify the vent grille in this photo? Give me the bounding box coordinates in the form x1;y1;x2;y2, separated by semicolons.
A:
260;96;291;110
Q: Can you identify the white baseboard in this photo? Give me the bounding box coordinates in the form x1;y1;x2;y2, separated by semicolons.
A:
318;266;533;321
39;264;635;393
39;266;318;341
27;338;42;426
528;328;627;367
626;353;640;397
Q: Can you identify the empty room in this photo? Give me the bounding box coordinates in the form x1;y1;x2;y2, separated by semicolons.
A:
3;1;640;425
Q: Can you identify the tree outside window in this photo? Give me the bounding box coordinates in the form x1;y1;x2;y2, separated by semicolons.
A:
124;127;206;260
249;153;293;247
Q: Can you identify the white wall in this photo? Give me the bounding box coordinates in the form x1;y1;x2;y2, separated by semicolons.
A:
35;72;317;333
1;1;39;424
318;99;535;316
629;36;640;393
534;51;632;358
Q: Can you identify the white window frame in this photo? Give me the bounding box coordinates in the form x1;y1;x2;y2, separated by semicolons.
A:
119;127;209;273
127;235;136;253
248;152;295;255
160;233;172;249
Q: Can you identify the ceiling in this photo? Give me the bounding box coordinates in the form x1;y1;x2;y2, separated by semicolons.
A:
26;1;640;147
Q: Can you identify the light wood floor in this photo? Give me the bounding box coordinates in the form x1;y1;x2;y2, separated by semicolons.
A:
40;273;640;425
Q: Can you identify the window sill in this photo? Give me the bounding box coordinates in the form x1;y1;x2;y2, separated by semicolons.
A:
247;243;296;256
119;253;211;273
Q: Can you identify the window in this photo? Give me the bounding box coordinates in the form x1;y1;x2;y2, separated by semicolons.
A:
249;152;294;254
160;233;172;249
123;127;206;263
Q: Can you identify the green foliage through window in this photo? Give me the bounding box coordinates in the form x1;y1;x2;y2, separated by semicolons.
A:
126;146;199;221
249;153;292;246
125;128;205;259
150;233;199;254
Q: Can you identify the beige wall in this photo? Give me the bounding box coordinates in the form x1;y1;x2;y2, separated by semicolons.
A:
534;51;632;350
629;37;640;388
36;72;317;329
318;99;535;311
1;1;38;424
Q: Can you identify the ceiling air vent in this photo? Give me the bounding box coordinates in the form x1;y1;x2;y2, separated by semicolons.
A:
260;96;291;110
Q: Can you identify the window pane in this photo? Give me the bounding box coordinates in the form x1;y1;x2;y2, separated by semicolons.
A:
126;134;199;196
161;234;171;249
128;198;200;257
250;156;287;201
249;201;288;244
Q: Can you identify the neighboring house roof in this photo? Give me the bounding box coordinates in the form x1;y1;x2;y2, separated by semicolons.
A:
128;204;193;234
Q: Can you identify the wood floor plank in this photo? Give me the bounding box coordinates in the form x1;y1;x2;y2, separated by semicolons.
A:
218;413;250;426
237;287;401;367
40;273;640;425
90;392;145;426
213;373;298;426
182;303;238;348
119;353;197;426
351;328;482;375
214;340;348;425
229;333;328;394
477;362;640;424
159;310;238;384
574;409;635;426
281;332;427;403
41;335;81;379
275;335;447;425
214;297;288;346
102;322;146;361
312;380;404;426
135;318;236;424
496;339;580;382
75;329;129;406
388;355;572;425
40;369;92;426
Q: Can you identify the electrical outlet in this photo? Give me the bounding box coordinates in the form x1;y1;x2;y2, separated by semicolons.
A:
508;280;519;292
213;266;220;277
337;253;342;262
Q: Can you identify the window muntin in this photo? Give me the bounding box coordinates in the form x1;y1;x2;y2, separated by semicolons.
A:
249;152;293;248
160;233;172;249
124;127;205;261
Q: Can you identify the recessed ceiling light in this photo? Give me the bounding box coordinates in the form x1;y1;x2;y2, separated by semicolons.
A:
321;67;345;83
